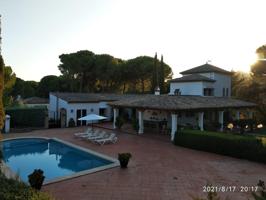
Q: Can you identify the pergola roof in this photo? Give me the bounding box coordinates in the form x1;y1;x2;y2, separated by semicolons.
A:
108;95;256;111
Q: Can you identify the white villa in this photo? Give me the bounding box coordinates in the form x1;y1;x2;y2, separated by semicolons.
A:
169;63;232;97
49;64;256;141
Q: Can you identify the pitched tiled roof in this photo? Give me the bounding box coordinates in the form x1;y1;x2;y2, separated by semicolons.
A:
169;74;216;83
180;63;232;75
51;92;256;111
23;97;49;104
109;95;256;111
50;92;139;103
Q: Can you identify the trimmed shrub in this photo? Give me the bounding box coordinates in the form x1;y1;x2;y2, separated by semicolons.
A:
68;118;75;127
204;122;221;132
174;130;266;164
115;117;124;129
131;118;139;131
5;107;47;128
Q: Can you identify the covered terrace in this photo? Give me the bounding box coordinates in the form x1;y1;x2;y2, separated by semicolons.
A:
109;95;256;141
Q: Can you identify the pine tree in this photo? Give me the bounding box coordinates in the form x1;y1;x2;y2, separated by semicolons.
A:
159;55;165;94
151;52;158;92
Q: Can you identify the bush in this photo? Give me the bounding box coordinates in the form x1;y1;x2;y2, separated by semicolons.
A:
204;122;221;132
5;107;47;128
68;118;75;127
28;169;45;190
131;118;139;131
173;129;266;164
233;119;257;133
0;171;53;200
252;180;266;200
115;117;124;129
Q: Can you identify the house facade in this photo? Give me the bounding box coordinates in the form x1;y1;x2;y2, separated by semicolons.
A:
169;63;231;97
48;64;256;141
49;93;116;127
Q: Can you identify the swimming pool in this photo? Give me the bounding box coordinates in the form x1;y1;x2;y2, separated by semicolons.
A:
2;137;118;184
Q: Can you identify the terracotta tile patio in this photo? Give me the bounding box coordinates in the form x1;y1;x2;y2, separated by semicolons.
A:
3;126;266;200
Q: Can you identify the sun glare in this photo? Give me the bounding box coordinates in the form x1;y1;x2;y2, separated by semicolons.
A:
232;53;258;73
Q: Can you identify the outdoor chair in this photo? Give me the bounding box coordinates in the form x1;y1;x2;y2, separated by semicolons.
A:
76;129;101;139
86;131;109;141
74;127;93;137
94;133;118;145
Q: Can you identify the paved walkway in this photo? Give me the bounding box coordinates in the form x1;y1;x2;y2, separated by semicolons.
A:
3;127;266;200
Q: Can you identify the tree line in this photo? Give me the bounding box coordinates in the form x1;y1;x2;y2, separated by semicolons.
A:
232;45;266;124
2;46;266;123
7;51;173;101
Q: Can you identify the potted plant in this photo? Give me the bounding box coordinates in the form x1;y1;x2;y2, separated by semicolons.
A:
115;117;124;129
118;153;132;168
28;169;45;190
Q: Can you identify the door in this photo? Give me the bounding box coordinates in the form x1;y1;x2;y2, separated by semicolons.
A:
76;109;87;126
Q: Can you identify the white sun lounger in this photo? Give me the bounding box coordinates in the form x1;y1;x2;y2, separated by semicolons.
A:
79;129;101;139
74;127;93;137
88;131;110;142
94;133;118;145
75;128;99;138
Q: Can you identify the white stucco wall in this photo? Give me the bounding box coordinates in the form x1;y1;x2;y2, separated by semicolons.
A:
169;72;231;97
49;94;58;119
199;72;214;79
213;73;231;97
49;93;113;127
170;82;204;95
66;103;99;126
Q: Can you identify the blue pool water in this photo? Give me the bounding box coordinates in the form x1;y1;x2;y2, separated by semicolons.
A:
2;138;114;183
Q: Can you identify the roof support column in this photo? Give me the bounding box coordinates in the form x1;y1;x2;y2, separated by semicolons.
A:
198;112;204;131
218;111;224;131
171;113;178;141
138;110;144;134
113;108;119;129
248;110;253;119
235;110;240;120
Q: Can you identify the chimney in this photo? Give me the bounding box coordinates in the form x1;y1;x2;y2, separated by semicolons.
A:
154;86;160;95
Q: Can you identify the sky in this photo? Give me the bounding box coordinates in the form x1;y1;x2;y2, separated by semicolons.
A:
0;0;266;81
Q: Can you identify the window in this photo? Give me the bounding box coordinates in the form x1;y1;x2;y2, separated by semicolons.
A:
174;89;181;95
222;88;225;96
203;88;214;96
76;109;87;126
226;88;229;96
99;108;106;116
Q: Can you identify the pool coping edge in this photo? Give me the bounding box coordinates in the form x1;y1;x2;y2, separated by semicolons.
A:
2;136;120;185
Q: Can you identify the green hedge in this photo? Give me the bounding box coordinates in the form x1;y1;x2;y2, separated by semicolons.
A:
5;107;48;128
173;130;266;164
